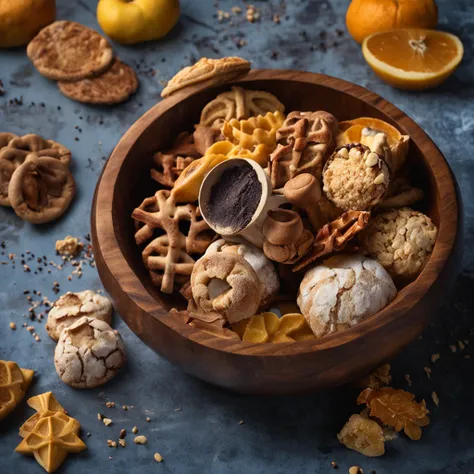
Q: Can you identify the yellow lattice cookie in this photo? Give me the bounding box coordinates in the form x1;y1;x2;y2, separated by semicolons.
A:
222;111;285;167
233;312;316;343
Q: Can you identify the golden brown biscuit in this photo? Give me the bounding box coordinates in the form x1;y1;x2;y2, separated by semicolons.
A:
161;56;250;98
27;21;113;81
58;59;138;104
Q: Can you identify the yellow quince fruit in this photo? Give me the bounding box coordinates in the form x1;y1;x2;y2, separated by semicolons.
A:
0;0;56;48
97;0;180;45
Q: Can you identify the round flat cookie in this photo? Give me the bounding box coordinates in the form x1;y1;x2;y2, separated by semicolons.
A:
58;60;138;105
27;21;113;81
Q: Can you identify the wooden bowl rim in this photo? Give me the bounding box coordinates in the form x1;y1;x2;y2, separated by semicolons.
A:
93;69;460;357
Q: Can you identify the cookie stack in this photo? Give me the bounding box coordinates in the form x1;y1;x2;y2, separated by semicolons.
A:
27;21;138;105
0;133;75;224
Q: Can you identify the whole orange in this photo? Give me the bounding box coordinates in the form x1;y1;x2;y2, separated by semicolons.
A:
0;0;56;48
346;0;438;44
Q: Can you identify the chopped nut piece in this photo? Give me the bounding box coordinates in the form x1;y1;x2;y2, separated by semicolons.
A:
458;340;465;351
35;335;41;342
450;345;457;353
118;439;126;448
107;440;117;448
238;420;245;425
55;236;83;257
431;353;440;363
432;392;440;407
273;14;281;24
338;414;384;457
27;326;34;332
146;417;151;422
97;413;103;421
119;429;126;439
106;401;115;408
154;453;163;463
103;418;112;426
349;466;364;474
423;367;431;379
331;461;338;469
405;374;412;386
174;407;182;412
132;426;138;434
134;435;147;445
9;322;16;330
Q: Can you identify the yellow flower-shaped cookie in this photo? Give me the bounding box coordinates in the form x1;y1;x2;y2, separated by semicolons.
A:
232;312;316;343
221;111;285;167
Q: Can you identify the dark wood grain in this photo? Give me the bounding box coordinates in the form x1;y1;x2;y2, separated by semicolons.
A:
91;70;463;394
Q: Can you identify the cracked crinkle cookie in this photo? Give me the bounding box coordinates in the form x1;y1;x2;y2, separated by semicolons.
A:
359;207;438;279
323;144;390;211
297;254;397;338
54;316;125;389
46;290;113;341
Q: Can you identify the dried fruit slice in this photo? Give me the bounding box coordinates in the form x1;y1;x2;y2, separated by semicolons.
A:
362;28;464;90
357;387;430;440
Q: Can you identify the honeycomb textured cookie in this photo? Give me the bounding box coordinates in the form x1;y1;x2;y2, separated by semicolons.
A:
323;144;390;211
297;254;397;338
359;207;438;280
54;317;125;389
46;290;113;341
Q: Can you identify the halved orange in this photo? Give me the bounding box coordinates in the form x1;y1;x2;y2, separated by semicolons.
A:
362;28;464;90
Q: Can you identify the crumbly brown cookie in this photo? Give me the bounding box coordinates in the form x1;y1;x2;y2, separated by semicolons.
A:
359;208;438;280
54;316;125;389
190;253;261;324
8;154;75;224
161;56;250;98
0;134;71;207
58;59;138;104
27;21;113;81
323;144;390;211
46;290;113;341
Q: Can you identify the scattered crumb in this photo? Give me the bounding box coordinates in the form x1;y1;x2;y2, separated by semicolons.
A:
432;391;440;407
55;236;83;257
331;461;338;469
97;413;103;421
134;435;147;445
423;367;432;379
154;453;163;463
431;353;440;363
405;374;412;386
174;407;182;412
349;467;363;474
450;344;457;353
146;417;151;422
118;439;126;448
9;322;16;330
239;420;245;425
119;429;126;439
458;340;466;351
106;401;115;408
107;440;117;448
103;418;112;426
132;426;138;434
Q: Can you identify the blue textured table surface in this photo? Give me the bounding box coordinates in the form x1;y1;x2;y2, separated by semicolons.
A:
1;1;473;473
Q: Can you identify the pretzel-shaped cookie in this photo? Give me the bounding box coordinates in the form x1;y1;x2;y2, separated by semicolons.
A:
8;154;76;224
132;190;215;293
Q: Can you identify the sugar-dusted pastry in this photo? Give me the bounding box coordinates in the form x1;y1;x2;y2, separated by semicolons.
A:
161;56;250;98
132;190;215;293
16;391;86;473
0;360;34;421
54;317;126;389
262;209;313;264
221;111;285;167
337;117;410;174
269;111;338;189
338;414;385;457
8;153;75;224
200;86;285;129
297;254;397;337
323;144;390;211
293;210;370;272
27;21;113;81
46;290;113;341
205;239;279;307
190;253;261;324
359;207;438;280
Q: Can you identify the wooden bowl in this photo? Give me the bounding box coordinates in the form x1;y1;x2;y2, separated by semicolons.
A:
91;70;463;395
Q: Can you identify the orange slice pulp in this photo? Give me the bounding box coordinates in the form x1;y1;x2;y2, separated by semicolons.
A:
362;28;464;90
